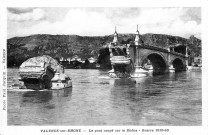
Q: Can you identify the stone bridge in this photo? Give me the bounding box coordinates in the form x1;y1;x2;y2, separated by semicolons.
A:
108;26;188;77
129;43;188;75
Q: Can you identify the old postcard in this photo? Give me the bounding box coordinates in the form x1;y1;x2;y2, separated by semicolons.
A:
1;0;208;135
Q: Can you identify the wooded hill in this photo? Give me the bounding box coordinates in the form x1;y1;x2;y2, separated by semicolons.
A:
7;33;201;68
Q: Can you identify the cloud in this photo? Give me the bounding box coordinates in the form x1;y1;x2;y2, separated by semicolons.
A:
8;8;115;37
8;8;45;22
7;7;201;39
114;8;201;38
181;8;201;24
8;7;35;14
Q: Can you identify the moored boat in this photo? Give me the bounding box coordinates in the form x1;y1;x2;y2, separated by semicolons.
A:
51;72;72;89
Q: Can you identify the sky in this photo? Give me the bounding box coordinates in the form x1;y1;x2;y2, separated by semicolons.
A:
7;7;201;39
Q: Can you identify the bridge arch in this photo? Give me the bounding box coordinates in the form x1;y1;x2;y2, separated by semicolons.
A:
171;58;186;72
140;52;168;75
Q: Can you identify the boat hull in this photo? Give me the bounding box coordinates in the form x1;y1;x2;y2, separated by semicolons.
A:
51;80;72;90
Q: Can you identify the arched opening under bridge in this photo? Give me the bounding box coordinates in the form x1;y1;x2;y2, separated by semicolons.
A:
142;53;167;75
172;58;185;72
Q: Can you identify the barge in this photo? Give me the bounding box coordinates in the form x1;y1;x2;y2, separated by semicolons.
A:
19;55;72;90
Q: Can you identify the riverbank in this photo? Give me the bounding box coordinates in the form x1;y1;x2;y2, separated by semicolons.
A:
188;66;202;71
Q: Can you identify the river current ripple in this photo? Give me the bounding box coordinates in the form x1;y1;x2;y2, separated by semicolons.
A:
7;68;201;125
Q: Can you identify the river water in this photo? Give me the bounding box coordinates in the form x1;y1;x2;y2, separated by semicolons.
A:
7;68;201;126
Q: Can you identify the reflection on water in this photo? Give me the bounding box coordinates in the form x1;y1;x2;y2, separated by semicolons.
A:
20;88;72;104
7;69;201;125
21;91;53;103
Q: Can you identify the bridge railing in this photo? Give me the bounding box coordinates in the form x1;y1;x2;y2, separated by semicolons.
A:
169;51;187;57
137;43;169;52
132;43;186;58
107;42;187;58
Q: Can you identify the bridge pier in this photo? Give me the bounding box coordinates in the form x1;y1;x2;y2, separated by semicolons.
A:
168;65;175;73
168;47;175;73
133;46;148;77
108;65;117;78
131;66;149;77
131;26;149;77
108;43;117;78
185;47;189;71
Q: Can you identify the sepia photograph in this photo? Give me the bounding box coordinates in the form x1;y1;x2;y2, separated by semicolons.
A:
6;7;202;127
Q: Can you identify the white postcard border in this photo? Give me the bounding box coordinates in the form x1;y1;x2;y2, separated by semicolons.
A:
1;0;208;135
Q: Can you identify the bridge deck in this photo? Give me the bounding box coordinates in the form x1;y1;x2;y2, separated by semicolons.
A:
131;44;186;58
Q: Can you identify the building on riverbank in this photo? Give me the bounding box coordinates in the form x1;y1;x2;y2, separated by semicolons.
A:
193;56;202;67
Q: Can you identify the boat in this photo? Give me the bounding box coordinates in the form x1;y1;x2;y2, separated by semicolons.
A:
18;55;72;90
51;72;72;89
